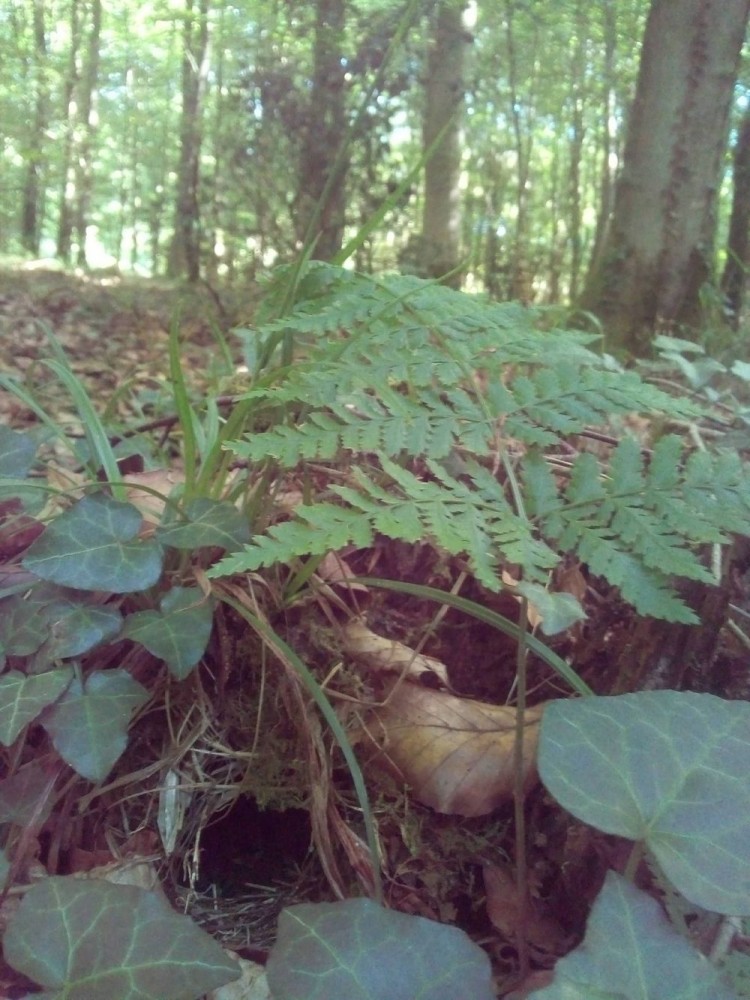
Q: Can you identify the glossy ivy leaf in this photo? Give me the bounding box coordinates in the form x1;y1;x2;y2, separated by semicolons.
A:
0;761;56;825
0;425;37;477
0;668;74;745
266;898;495;1000
3;876;239;1000
121;587;215;680
539;692;750;915
0;584;122;664
156;497;251;551
41;669;149;781
23;494;163;593
533;873;737;1000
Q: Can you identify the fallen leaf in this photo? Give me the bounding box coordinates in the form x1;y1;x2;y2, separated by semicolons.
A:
368;685;544;816
316;552;368;593
483;862;569;958
124;469;185;524
342;619;450;687
208;958;270;1000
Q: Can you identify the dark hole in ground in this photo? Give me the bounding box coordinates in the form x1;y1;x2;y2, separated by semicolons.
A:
196;797;312;894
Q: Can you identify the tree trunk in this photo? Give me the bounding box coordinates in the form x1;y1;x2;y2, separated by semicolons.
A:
56;0;82;263
503;0;535;302
418;0;468;288
72;0;102;268
581;0;750;354
721;106;750;328
168;0;211;282
584;0;618;295
295;0;348;262
21;0;49;256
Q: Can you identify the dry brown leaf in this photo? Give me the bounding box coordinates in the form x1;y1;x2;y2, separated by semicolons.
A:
556;560;587;603
316;552;368;593
342;619;450;687
124;469;185;524
483;862;569;956
369;685;544;816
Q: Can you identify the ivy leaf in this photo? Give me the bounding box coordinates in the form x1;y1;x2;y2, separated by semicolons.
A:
533;873;737;1000
0;426;37;477
0;585;122;663
156;498;251;551
42;670;149;781
0;761;57;825
3;876;239;1000
266;898;495;1000
539;692;750;915
122;587;215;680
0;668;74;746
23;494;163;593
515;582;586;635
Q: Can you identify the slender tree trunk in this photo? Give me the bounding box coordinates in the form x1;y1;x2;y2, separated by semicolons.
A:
295;0;348;261
21;0;49;256
168;0;211;282
72;0;102;267
418;0;468;288
566;1;587;300
57;0;82;262
584;0;617;292
581;0;750;353
504;0;534;302
721;106;750;328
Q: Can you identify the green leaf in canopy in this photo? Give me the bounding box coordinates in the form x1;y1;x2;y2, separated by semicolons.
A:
23;494;163;593
3;876;239;1000
42;669;149;781
0;668;74;745
266;897;496;1000
156;497;251;551
539;692;750;915
121;587;215;680
533;873;737;1000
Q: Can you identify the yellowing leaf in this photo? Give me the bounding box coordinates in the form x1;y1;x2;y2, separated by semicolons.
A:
369;685;544;816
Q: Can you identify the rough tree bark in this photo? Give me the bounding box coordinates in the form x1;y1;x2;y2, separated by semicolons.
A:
418;0;469;288
581;0;750;354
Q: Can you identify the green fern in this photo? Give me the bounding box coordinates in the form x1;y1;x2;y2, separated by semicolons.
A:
210;262;749;624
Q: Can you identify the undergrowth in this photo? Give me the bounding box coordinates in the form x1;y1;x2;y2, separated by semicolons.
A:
0;262;749;998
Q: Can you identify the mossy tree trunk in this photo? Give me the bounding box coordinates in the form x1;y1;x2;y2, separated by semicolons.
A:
580;0;750;354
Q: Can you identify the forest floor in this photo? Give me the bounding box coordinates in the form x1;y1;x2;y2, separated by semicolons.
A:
2;262;750;998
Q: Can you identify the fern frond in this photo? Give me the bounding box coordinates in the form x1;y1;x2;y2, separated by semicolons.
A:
215;262;750;622
524;435;750;621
